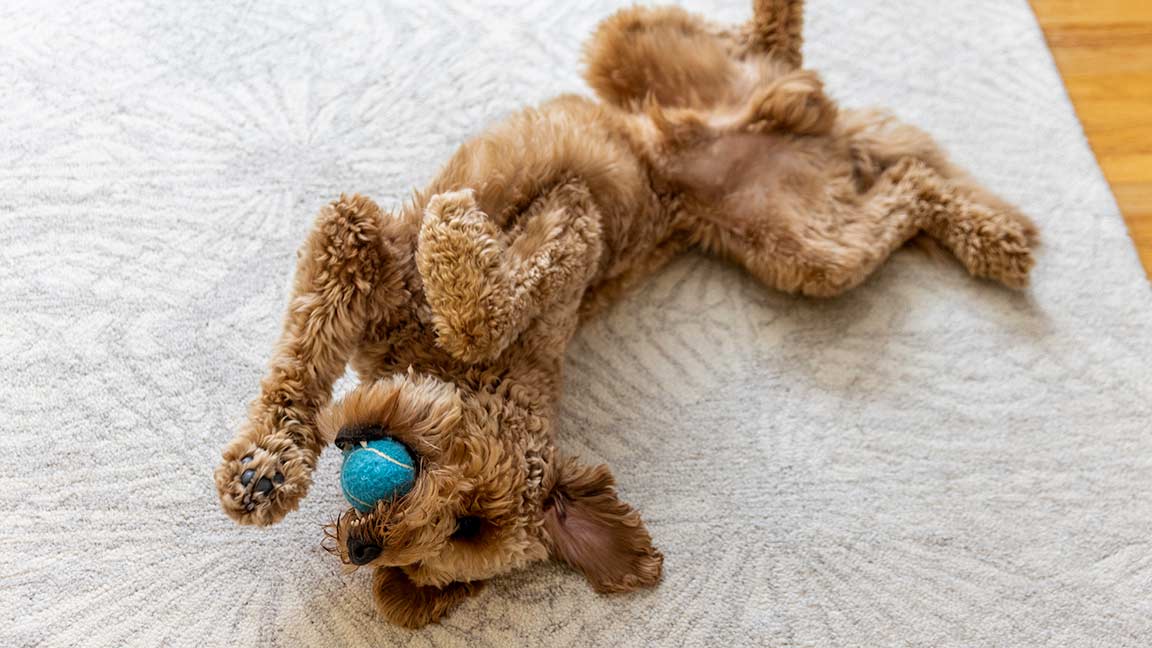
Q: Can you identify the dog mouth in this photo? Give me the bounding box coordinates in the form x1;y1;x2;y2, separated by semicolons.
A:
325;506;424;569
325;512;387;567
333;423;392;451
326;425;428;570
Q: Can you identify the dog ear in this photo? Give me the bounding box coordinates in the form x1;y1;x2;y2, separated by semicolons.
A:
372;566;483;629
542;457;663;592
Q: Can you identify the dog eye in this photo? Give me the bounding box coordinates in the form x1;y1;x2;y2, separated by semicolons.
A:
451;515;484;540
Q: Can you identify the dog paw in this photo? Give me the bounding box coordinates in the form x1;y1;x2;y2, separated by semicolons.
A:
215;432;314;526
421;189;500;241
957;208;1039;289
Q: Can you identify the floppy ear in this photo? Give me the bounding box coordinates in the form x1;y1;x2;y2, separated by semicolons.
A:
372;566;483;629
542;457;663;592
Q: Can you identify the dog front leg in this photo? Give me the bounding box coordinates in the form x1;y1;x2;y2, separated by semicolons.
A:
416;182;603;364
214;195;407;526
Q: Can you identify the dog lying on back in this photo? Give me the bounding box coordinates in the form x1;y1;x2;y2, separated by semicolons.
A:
215;0;1037;628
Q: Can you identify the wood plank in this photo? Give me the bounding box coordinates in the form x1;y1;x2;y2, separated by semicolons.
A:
1062;73;1152;101
1113;183;1152;213
1041;23;1152;49
1032;1;1152;26
1098;154;1152;183
1030;0;1152;277
1122;210;1152;271
1045;44;1152;76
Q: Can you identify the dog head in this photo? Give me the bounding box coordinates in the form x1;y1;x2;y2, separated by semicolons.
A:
318;371;662;595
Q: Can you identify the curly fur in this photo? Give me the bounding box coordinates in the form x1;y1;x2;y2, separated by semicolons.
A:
215;0;1038;628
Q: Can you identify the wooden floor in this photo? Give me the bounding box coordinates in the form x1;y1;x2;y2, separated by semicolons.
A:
1030;0;1152;276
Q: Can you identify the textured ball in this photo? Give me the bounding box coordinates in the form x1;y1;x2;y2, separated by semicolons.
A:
340;438;416;513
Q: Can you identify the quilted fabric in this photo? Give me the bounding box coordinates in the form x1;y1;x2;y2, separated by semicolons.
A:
3;1;1151;646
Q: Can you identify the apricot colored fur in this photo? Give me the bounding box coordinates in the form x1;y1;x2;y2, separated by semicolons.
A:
215;0;1037;628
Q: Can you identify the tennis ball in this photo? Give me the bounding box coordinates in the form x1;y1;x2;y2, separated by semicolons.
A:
340;438;416;513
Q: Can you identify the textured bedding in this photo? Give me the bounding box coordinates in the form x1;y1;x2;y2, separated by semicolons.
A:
3;1;1152;646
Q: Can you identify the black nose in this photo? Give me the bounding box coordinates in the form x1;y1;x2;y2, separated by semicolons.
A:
347;537;382;565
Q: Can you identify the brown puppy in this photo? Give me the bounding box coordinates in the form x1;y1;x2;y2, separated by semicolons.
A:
215;0;1037;628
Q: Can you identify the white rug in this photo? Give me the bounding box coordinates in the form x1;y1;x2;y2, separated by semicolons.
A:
3;1;1151;646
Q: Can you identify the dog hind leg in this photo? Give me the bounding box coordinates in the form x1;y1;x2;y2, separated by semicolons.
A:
840;110;1039;286
739;0;806;66
692;158;1036;297
583;1;807;112
583;5;737;110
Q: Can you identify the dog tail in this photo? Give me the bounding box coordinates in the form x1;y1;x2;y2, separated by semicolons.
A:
744;0;805;69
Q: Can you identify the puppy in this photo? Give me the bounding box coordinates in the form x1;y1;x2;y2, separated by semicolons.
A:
215;0;1037;628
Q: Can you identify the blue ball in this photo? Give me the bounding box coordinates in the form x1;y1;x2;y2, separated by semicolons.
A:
340;438;416;513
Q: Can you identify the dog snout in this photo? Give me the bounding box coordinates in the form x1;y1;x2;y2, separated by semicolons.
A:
347;536;382;565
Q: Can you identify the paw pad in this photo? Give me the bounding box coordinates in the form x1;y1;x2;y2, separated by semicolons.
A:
238;455;285;505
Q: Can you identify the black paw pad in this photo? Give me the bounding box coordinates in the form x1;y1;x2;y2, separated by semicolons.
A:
237;455;284;499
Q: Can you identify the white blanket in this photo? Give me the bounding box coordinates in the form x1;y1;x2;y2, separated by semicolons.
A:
3;1;1151;646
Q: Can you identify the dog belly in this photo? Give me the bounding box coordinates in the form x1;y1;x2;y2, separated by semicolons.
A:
670;133;837;215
